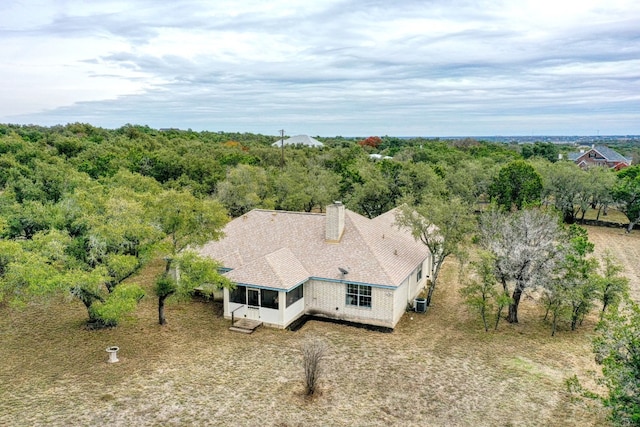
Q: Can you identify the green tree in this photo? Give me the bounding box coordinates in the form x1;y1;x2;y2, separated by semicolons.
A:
88;282;145;326
4;200;63;239
612;165;640;232
154;251;233;325
489;160;542;210
460;251;509;331
345;159;404;218
397;162;445;205
595;251;629;319
537;161;587;224
271;162;339;212
521;142;560;163
580;166;616;221
0;237;61;307
540;278;570;337
216;164;273;217
442;159;498;204
395;196;476;306
60;182;160;327
593;302;640;425
558;225;598;332
153;190;229;325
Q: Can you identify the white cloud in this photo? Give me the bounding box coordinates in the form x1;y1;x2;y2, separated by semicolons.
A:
1;0;638;135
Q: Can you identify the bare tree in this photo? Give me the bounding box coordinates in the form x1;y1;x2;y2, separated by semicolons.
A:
302;338;326;396
479;208;564;323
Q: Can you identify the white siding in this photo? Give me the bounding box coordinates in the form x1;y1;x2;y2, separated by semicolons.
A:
222;258;430;330
392;259;430;326
258;308;278;326
283;297;305;326
393;277;410;325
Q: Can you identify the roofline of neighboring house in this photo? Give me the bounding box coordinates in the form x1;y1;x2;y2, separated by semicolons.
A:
591;147;630;163
571;146;631;164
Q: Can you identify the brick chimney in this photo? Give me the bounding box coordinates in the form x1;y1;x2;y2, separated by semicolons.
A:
325;201;345;242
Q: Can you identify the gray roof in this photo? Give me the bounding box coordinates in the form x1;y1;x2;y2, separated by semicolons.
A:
568;145;631;163
271;134;323;147
197;208;430;290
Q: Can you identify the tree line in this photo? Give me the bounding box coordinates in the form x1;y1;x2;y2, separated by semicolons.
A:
0;123;638;319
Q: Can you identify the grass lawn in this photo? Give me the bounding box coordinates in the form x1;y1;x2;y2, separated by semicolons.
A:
2;227;638;426
579;207;629;225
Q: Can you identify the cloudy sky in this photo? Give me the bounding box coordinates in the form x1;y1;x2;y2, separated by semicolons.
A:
1;0;639;136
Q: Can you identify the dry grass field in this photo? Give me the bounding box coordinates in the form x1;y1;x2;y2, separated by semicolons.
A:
585;225;640;301
1;226;637;426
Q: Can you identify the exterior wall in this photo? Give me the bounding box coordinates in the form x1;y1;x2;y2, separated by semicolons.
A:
260;307;281;326
393;277;410;325
305;279;395;328
283;297;305;326
222;257;431;330
392;258;430;325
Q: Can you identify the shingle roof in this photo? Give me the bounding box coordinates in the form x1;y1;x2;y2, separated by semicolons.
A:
567;145;631;163
271;135;324;147
198;208;429;289
225;248;309;290
593;146;630;163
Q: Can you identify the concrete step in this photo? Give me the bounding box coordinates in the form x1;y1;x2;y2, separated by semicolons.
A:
229;318;262;334
229;326;255;334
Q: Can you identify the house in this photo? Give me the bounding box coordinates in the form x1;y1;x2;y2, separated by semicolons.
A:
567;145;631;170
271;134;324;148
197;202;432;330
369;153;393;160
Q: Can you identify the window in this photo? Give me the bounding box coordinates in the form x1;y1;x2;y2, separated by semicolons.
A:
286;285;303;307
346;284;372;308
230;285;246;304
417;264;423;281
261;289;279;309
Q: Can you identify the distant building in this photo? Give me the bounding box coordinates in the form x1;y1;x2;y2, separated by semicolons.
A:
369;154;393;160
567;145;631;170
272;134;324;147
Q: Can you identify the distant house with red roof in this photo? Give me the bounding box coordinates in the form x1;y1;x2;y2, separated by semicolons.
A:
197;202;432;330
567;145;631;170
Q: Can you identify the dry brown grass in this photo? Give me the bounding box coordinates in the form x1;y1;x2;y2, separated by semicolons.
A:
585;225;640;301
580;207;629;224
2;228;636;426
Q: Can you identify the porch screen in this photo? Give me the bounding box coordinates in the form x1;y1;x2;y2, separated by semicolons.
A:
286;285;303;307
261;289;279;309
230;285;246;304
